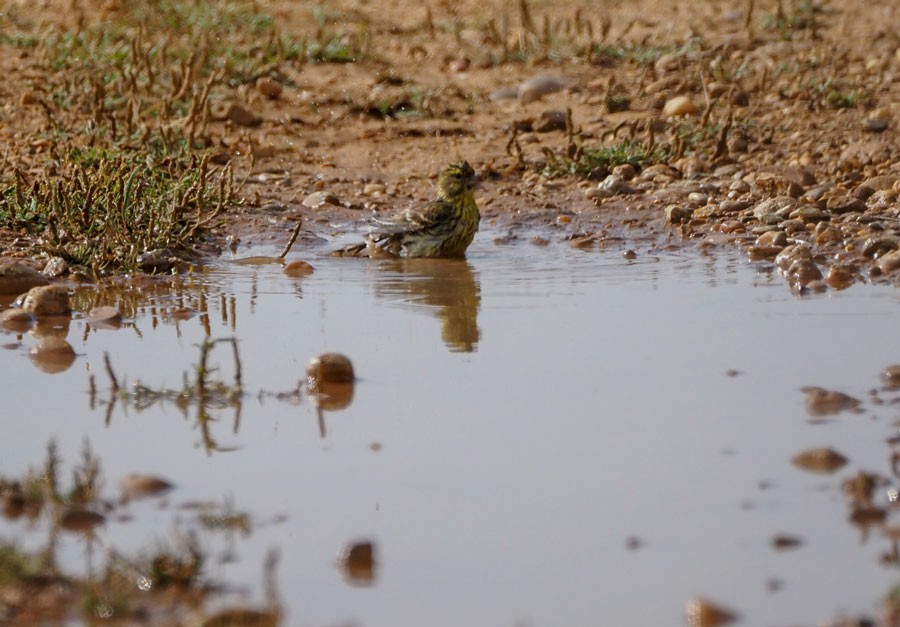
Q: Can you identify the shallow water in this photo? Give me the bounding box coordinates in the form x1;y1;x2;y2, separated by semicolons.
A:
2;236;899;626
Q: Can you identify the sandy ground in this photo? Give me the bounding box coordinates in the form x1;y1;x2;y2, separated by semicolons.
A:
0;0;898;289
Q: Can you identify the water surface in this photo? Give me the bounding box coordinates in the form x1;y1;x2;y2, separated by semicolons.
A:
2;237;899;626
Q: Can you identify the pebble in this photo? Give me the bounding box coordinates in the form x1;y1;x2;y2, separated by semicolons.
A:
611;164;636;180
789;206;830;222
42;257;69;278
774;243;813;270
815;226;843;245
801;386;861;416
363;182;386;197
0;308;34;332
284;260;315;277
302;191;342;208
687;192;708;207
340;540;376;583
58;507;105;532
663;95;697;117
87;306;123;329
256;77;283;99
770;535;804;553
21;285;70;316
786;258;822;287
307;353;355;386
534;110;567;132
747;245;783;261
791;448;848;473
875;249;900;273
0;262;49;294
29;337;77;374
517;74;573;105
664;205;694;224
825;195;867;214
226;103;262;127
594;174;626;197
120;474;174;500
753;197;797;220
137;248;179;274
756;230;788;246
883;365;900;389
860;237;898;258
824;266;855;290
685;597;738;627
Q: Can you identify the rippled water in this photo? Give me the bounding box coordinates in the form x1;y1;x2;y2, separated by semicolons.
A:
2;236;899;626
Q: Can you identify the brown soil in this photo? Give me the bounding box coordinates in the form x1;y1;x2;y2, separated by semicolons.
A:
1;0;898;290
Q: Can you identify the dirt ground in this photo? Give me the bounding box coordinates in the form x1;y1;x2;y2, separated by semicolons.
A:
0;0;899;290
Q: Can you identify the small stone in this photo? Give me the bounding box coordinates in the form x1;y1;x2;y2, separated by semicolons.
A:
792;448;848;474
58;508;105;532
284;260;315;277
0;262;49;294
824;266;855;290
774;243;813;270
719;200;751;213
826;195;867;214
611;164;636;180
665;205;694;224
29;337;77;374
747;245;783;261
861;237;898;258
518;74;572;104
882;365;900;389
863;119;889;133
876;250;900;273
753;197;798;220
21;285;70;316
307;353;354;385
687;192;708;206
815;227;843;245
719;220;745;234
802;386;861;416
87;306;123;329
226;103;262;127
362;182;386;196
42;257;69;278
756;230;787;246
685;597;738;627
120;474;174;500
789;206;830;222
302;191;341;208
255;77;283;99
534;110;567;132
771;534;803;550
340;540;376;584
595;174;625;197
663;95;697;117
448;57;470;72
0;308;34;332
786;259;822;287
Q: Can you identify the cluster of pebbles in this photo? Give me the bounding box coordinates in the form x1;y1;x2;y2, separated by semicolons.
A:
0;260;123;373
585;160;899;291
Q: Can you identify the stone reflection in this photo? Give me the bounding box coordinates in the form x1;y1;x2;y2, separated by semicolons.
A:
306;353;355;438
373;259;481;353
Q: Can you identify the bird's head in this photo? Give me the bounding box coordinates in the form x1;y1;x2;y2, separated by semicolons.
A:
437;160;477;199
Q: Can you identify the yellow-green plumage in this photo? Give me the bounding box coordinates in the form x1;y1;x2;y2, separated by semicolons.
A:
334;161;480;258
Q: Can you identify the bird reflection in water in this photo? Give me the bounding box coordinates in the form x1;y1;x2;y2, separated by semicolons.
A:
372;259;480;353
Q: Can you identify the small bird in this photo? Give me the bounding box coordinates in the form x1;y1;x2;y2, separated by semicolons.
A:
334;160;480;258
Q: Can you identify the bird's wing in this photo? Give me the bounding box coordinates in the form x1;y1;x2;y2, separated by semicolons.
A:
372;199;454;234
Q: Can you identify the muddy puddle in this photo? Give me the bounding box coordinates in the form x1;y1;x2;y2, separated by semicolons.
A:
2;236;900;626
